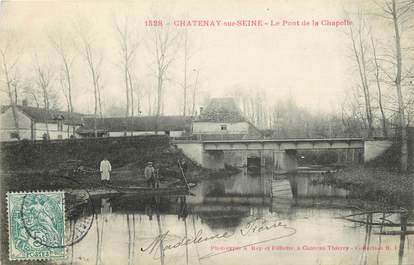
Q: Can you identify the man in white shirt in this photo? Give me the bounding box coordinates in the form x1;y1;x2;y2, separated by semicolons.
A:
100;157;112;183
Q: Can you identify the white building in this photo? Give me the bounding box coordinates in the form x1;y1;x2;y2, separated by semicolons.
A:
77;116;192;137
0;105;84;141
192;98;262;139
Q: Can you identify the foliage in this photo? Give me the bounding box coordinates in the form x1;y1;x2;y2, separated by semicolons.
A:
313;166;414;207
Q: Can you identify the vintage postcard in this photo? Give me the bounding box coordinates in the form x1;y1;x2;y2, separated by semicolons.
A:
0;0;413;264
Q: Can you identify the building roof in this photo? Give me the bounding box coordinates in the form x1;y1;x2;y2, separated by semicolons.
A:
79;116;192;133
196;98;246;123
1;105;84;125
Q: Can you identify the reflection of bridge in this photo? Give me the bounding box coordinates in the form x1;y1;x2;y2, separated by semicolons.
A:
174;138;392;172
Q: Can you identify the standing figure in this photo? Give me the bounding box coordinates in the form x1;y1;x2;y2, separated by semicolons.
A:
178;158;188;186
100;157;112;184
144;162;156;188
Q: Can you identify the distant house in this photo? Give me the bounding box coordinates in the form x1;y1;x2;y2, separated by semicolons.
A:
77;116;192;137
0;105;84;141
192;98;262;139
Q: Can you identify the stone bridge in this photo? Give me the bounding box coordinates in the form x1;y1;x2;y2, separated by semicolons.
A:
174;138;392;172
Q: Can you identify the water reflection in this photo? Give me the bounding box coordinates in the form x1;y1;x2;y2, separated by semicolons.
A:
96;198;111;265
398;212;408;265
59;170;413;265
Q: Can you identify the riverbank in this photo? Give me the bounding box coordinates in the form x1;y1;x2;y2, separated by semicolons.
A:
0;135;241;192
312;166;414;207
1;148;239;192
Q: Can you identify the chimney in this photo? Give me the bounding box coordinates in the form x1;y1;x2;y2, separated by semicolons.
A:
22;99;28;106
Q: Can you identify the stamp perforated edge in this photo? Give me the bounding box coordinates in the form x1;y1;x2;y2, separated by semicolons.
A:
6;190;66;261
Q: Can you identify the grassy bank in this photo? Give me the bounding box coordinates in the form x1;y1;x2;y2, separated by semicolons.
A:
0;135;170;171
312;166;414;207
0;136;239;191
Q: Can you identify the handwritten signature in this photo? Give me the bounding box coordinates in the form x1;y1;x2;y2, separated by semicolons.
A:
140;217;296;259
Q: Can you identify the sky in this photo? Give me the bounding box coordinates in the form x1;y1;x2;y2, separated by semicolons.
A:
0;0;396;115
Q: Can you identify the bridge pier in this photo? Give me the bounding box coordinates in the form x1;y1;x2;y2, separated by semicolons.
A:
175;142;225;169
364;139;392;162
273;150;298;172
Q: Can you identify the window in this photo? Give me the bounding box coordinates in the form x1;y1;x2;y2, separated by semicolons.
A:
220;125;227;131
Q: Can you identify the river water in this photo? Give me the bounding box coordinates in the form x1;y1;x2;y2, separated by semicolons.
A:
55;169;413;265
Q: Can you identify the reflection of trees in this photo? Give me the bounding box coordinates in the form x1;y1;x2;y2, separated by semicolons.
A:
126;213;136;265
177;196;188;220
176;196;189;265
191;214;201;263
95;208;102;265
339;210;413;227
154;196;165;265
359;213;372;265
96;195;170;214
69;219;76;265
398;212;407;265
376;212;385;265
95;198;112;265
142;195;191;265
340;210;413;265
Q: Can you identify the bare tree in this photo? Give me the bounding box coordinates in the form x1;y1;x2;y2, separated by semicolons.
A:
34;56;53;137
98;84;103;119
76;23;103;137
58;75;70;112
348;13;374;138
377;0;413;171
127;69;142;117
150;23;180;117
49;34;75;113
114;15;139;135
23;85;40;107
370;34;388;137
49;32;76;135
182;30;189;116
0;34;21;140
191;69;199;117
147;90;153;115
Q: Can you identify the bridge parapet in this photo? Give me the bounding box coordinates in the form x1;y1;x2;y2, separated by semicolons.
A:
174;137;393;171
201;138;364;151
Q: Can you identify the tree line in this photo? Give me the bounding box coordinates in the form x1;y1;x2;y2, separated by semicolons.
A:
232;0;413;172
1;1;412;172
0;13;201;137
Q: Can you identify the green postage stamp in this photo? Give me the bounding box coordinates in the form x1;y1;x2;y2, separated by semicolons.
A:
7;191;66;260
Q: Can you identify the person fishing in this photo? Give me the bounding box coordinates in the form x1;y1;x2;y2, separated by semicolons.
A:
177;158;190;189
180;158;188;174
